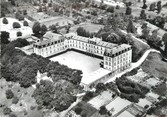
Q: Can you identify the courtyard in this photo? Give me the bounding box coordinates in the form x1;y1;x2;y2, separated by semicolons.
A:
50;51;102;77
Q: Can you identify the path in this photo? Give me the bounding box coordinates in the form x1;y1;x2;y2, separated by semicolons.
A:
105;49;160;83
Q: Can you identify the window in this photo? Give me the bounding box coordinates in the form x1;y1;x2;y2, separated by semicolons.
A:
106;62;108;65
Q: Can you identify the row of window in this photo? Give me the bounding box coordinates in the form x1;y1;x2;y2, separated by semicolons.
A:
34;39;64;48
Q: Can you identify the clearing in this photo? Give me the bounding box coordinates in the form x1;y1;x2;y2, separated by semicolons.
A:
141;52;167;79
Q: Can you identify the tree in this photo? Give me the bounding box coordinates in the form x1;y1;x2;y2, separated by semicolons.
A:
140;10;147;20
157;1;162;13
23;10;27;15
15;12;24;21
1;31;10;44
75;107;82;115
96;83;106;93
153;16;165;29
49;25;58;33
125;6;132;15
32;22;41;35
11;0;16;6
37;6;42;12
91;10;97;16
23;20;29;26
41;24;47;35
3;17;8;24
6;89;14;99
3;107;12;115
149;3;156;11
13;22;21;28
17;32;22;37
141;22;148;29
142;3;147;9
9;113;17;117
162;33;167;54
106;6;114;13
127;20;136;33
142;0;147;9
12;96;19;104
148;30;161;48
141;27;150;39
99;106;107;115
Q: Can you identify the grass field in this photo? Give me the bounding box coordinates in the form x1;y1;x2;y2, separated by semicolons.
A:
141;52;167;79
70;23;104;33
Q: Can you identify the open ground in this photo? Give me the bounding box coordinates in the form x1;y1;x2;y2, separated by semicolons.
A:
50;51;102;77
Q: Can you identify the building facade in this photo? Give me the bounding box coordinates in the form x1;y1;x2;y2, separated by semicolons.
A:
33;32;132;71
33;32;132;90
103;44;132;74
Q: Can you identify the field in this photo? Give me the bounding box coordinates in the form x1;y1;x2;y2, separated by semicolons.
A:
50;51;102;77
141;52;167;79
0;17;33;40
70;23;104;33
0;78;43;117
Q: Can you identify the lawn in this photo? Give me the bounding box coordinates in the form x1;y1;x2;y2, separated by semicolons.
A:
141;52;167;79
70;23;104;33
0;17;33;40
0;78;43;117
50;51;102;77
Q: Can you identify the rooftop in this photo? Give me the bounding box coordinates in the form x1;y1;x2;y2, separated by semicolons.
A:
65;33;117;49
81;68;111;85
34;32;63;46
106;97;131;116
105;44;131;55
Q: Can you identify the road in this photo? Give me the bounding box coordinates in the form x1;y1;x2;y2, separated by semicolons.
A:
105;48;160;83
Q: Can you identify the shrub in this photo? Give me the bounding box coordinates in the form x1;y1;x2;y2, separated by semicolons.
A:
9;113;17;117
12;96;19;104
3;107;12;115
23;21;28;26
6;89;14;99
13;22;21;28
75;107;82;115
23;10;27;15
17;32;22;37
30;106;36;110
99;106;107;115
3;18;8;24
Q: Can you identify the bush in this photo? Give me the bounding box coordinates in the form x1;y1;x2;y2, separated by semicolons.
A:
15;12;24;21
6;89;14;99
9;113;17;117
17;32;22;37
12;96;19;104
23;21;28;26
99;106;107;115
3;107;12;115
75;107;82;115
3;17;8;24
13;22;21;28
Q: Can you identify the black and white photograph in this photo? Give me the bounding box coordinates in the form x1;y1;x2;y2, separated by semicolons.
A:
0;0;167;117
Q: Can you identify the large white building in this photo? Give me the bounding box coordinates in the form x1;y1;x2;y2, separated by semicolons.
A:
33;32;132;90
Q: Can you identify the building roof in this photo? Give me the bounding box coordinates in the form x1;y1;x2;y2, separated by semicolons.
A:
81;68;111;85
106;97;131;116
65;33;117;49
34;32;63;46
105;44;131;56
97;41;117;49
